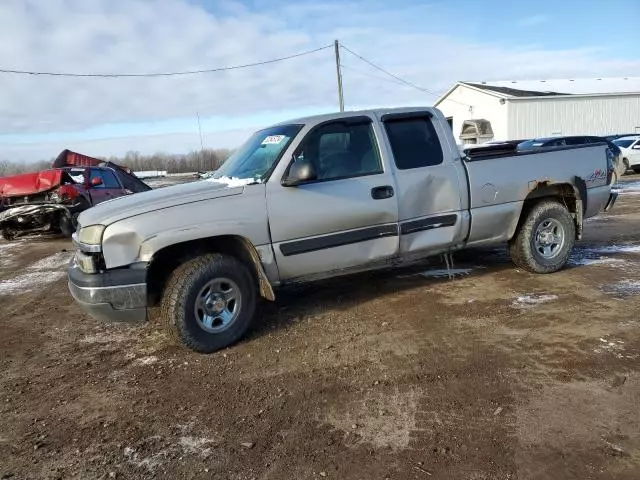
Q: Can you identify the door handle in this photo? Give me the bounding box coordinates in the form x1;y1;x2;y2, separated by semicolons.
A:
371;185;394;200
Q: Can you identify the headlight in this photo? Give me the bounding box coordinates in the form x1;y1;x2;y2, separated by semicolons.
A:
78;225;106;245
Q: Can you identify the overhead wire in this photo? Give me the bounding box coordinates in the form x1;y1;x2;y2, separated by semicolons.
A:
0;44;333;78
339;43;471;107
339;63;419;89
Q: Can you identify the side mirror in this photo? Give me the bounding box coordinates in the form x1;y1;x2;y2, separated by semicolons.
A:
283;158;317;187
90;177;103;187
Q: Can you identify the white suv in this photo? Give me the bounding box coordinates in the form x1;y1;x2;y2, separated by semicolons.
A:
613;135;640;173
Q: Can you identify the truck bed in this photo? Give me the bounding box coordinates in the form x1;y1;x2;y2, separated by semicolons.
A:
462;143;612;247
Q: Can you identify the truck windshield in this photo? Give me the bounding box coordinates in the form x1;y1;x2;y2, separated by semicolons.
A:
212;124;302;183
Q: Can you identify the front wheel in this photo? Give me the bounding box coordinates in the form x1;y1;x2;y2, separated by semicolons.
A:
509;200;575;274
161;254;257;353
1;228;16;241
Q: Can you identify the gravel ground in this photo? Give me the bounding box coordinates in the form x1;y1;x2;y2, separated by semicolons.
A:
1;176;640;480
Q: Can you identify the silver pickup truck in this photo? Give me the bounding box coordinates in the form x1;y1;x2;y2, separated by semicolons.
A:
68;107;618;353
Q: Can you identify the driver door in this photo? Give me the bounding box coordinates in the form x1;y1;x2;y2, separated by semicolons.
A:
87;169;123;205
266;116;400;281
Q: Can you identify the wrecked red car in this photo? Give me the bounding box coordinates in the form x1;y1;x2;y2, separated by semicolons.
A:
0;150;151;240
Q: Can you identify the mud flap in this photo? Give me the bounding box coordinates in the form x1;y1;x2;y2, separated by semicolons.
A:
604;191;618;212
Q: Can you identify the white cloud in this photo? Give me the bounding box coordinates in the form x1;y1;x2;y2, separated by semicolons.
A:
0;0;638;160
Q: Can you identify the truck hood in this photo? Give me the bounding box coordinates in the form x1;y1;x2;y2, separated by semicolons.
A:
78;178;246;226
0;169;63;198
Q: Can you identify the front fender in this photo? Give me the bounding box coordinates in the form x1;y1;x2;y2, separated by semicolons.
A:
101;187;270;269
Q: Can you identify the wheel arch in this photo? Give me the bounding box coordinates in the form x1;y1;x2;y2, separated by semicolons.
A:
510;180;584;241
146;235;275;307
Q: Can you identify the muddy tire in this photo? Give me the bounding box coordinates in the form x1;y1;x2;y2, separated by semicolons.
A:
161;254;257;353
1;228;16;241
509;200;575;274
59;214;74;237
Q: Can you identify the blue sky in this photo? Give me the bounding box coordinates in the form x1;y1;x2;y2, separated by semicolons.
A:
0;0;638;161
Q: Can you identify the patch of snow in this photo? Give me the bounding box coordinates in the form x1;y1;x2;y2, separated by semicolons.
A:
0;271;66;295
612;180;640;195
29;252;73;270
602;280;640;297
122;434;218;473
421;268;474;278
569;256;626;267
133;356;159;366
593;337;630;358
584;216;611;223
80;332;130;344
593;244;640;254
178;436;217;456
207;176;260;187
512;294;558;308
123;446;164;471
399;267;475;279
0;251;73;296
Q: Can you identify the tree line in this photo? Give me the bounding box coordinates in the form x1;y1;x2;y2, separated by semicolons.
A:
0;148;232;177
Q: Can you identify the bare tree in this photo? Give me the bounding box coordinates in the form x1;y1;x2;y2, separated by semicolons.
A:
0;148;233;177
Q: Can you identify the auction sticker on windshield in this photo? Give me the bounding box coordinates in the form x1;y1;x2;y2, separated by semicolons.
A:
262;135;285;145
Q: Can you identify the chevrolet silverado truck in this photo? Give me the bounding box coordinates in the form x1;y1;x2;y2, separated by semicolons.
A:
68;107;618;353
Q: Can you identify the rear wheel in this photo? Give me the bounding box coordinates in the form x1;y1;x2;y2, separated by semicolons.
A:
161;254;257;353
509;200;575;273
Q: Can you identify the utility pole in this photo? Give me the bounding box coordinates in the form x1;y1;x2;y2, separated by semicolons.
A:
196;111;205;171
334;39;344;112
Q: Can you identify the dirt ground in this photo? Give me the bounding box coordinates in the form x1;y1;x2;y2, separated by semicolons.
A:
2;176;640;480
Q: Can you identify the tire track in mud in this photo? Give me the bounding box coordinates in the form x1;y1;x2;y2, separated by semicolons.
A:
305;267;522;477
400;288;518;478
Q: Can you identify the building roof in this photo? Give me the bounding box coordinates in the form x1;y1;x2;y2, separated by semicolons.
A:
435;77;640;106
476;77;640;95
462;82;567;97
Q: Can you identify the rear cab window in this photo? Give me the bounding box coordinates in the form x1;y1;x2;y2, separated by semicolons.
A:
382;116;444;169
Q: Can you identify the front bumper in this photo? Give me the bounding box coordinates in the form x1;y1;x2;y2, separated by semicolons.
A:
68;259;148;323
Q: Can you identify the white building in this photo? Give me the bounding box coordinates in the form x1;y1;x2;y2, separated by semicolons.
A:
434;77;640;145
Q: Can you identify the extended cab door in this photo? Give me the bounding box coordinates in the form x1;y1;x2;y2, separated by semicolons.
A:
266;115;399;281
379;111;468;257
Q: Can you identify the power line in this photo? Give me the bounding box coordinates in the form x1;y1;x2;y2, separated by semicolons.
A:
0;44;333;78
339;44;471;107
340;63;417;89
